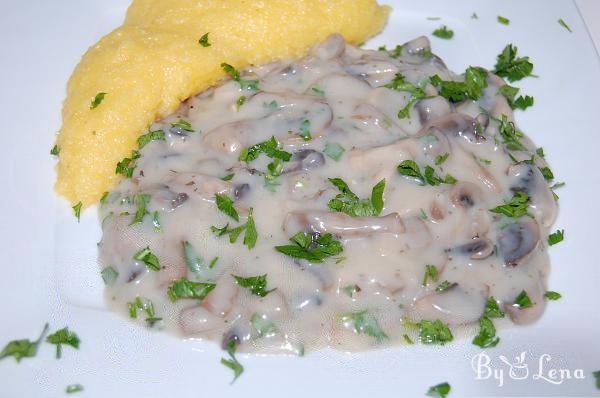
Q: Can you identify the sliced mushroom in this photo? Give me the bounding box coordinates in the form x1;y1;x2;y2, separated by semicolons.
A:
419;113;486;144
403;35;431;55
203;275;239;317
345;60;399;87
283;211;406;237
180;306;222;335
282;149;325;174
310;33;346;60
410;285;487;326
498;218;540;266
164;172;233;202
507;163;558;228
450;182;483;209
416;96;452;124
455;237;494;260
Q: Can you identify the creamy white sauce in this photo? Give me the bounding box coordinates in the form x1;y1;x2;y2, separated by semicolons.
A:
98;34;557;354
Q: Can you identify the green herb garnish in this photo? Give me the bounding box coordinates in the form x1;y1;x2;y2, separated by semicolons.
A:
498;85;534;110
72;201;82;222
137;130;165;149
435;280;453;292
90;92;106;109
548;229;564;246
472;316;500;348
544;291;562;300
115;150;141;178
327;178;385;217
397;160;456;186
489;191;530;218
513;290;533;308
239;136;291;163
233;274;274;297
199;32;211;47
131;194;151;224
171;119;194;132
210;208;257;249
50;144;60;156
221;340;243;383
484;296;505;318
422;264;439;286
323;143;345;161
427;382;451;398
493;44;534;82
65;384;84;394
133;247;160;271
215;193;239;222
432;25;454;39
430;66;488;102
558;19;572;33
435;153;449;165
497;16;510;25
236;95;246;110
167;278;216;301
340;310;388;342
384;73;427;118
0;323;49;362
46;327;80;359
298;119;312;141
275;231;343;263
101;266;119;285
419;319;453;345
250;313;275;338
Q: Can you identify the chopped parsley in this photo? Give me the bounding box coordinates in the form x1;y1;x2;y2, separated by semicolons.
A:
182;241;204;273
221;340;243;383
131;194;151;224
493;44;534;82
426;382;451;398
239;136;291;163
311;86;325;96
497;15;510;25
472;316;500;348
397;160;456;186
72;201;82;222
46;327;80;359
90;92;106;109
198;32;211;47
220;173;235;181
484;296;506;318
167;278;216;301
220;62;258;91
548;229;564;246
435;153;449;165
430;66;488;102
592;371;600;389
323;143;345;161
115;150;140;178
275;231;343;263
298;119;312;141
432;25;454;39
342;284;360;298
489;191;530;218
539;166;554;181
101;266;119;285
236;95;246;109
403;334;414;344
152;211;162;232
498;85;534;110
544;291;562;301
513;290;533;309
210;207;257;250
215;193;239;222
137;129;165;149
233;274;274;297
435;280;453;292
66;384;84;394
422;264;439;286
127;297;162;325
497;114;526;151
384;73;427;118
250;313;275;338
133;247;160;271
327;178;385;217
558;18;572;33
378;44;403;58
0;323;49;362
340;310;388;342
419;319;453;345
50;144;60;156
171;119;194;133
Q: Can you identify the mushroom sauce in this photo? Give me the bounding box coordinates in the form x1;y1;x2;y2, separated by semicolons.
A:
98;34;558;354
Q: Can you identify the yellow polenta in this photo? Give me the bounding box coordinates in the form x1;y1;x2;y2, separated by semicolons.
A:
55;0;390;207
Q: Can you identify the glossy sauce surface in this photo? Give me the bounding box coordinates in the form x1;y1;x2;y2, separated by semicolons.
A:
98;35;557;354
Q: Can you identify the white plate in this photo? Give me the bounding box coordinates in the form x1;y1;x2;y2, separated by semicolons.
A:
1;1;599;397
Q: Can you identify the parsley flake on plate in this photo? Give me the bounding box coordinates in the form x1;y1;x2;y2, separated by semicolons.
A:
432;25;454;39
0;323;49;362
46;327;80;359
